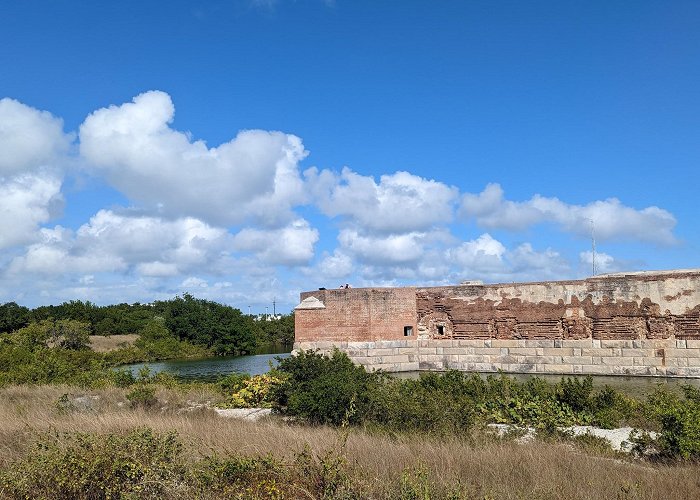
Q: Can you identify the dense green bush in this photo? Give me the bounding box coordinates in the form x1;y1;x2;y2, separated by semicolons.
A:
632;385;700;460
0;429;185;499
272;349;379;425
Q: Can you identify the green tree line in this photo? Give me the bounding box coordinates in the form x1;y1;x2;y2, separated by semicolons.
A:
0;295;295;355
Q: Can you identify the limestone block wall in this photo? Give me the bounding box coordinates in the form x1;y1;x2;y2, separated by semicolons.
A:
293;338;700;377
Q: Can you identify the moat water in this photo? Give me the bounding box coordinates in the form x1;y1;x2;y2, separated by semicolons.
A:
123;344;292;381
124;346;700;396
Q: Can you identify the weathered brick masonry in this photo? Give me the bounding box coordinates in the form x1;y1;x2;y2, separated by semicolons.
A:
294;270;700;377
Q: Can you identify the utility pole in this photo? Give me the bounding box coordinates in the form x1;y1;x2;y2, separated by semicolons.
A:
589;218;596;276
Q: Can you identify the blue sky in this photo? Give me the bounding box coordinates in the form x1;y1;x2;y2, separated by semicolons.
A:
0;0;698;312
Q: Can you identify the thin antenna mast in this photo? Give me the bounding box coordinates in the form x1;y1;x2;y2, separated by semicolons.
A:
273;297;276;317
589;218;596;276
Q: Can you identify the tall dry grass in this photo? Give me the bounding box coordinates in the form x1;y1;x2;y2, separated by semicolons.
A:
1;385;699;498
88;334;139;352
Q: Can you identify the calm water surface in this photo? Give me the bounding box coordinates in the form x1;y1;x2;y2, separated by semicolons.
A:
394;371;700;397
123;345;292;381
123;343;700;395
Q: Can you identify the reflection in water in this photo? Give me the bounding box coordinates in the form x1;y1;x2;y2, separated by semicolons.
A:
123;345;292;381
392;371;700;398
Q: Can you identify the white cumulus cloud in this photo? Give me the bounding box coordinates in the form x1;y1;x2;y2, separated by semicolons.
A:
306;167;458;233
0;174;64;249
8;210;232;276
461;183;676;244
79;91;307;226
0;98;72;176
232;219;319;266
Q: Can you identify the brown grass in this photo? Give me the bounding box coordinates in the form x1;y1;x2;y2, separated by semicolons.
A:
88;334;138;352
1;385;699;499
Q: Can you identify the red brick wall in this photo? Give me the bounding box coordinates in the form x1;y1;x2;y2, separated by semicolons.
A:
295;288;417;342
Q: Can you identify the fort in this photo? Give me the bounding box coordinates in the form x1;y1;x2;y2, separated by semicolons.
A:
294;269;700;377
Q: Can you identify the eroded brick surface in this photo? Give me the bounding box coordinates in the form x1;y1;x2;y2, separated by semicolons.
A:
296;270;700;344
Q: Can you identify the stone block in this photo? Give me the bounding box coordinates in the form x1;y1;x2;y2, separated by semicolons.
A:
666;367;689;377
371;363;403;372
419;354;446;362
303;341;327;349
518;356;559;364
457;340;488;348
544;347;573;356
347;342;373;349
387;355;410;364
371;348;396;356
613;366;655;376
687;357;700;367
676;339;688;349
472;362;500;372
473;347;502;355
506;363;537;373
665;348;695;358
457;355;489;363
581;348;616;357
542;364;574;374
353;356;381;365
508;348;538;356
561;339;593;348
600;340;634;348
491;340;521;347
447;360;464;370
345;349;368;357
621;348;652;357
417;347;438;355
521;340;555;348
600;356;635;366
638;356;664;366
562;356;592;365
686;340;700;349
580;364;615;375
443;347;467;355
419;361;447;371
496;355;519;364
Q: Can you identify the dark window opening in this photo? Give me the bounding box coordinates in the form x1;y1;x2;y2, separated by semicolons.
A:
437;325;445;335
404;326;413;336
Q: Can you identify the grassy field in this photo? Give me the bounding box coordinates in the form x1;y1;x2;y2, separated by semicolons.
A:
1;385;699;499
88;334;139;352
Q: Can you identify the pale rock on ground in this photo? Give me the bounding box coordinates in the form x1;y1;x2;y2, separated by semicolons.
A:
486;423;657;452
214;408;273;421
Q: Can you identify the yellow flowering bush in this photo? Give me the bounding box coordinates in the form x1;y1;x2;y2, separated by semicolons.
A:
229;374;284;408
